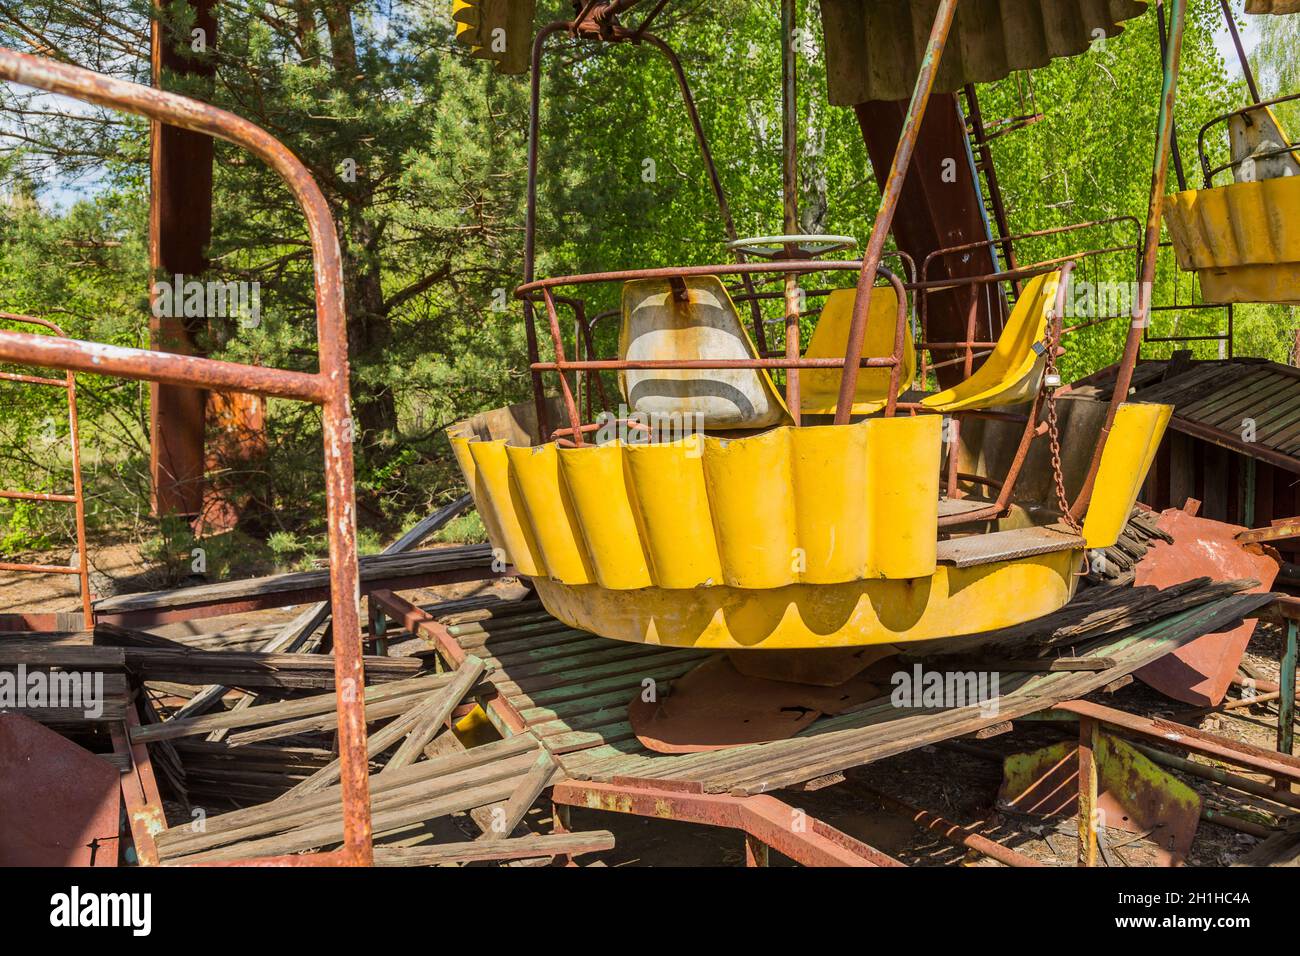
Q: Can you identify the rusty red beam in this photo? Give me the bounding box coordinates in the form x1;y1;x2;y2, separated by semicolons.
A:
1071;0;1189;521
552;779;903;867
369;588;529;737
1238;518;1300;546
111;711;166;866
149;0;217;521
1055;699;1300;783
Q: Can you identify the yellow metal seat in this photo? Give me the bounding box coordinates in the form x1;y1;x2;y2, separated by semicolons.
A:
921;270;1061;413
1163;176;1300;305
619;276;791;430
1163;105;1300;304
800;286;915;417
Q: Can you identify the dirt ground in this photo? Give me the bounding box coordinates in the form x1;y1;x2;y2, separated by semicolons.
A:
11;542;1296;867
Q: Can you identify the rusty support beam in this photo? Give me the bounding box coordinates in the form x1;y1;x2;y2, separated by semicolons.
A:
1238;518;1300;546
1071;0;1188;520
552;779;903;868
149;0;217;521
112;709;166;866
1077;716;1099;867
1055;699;1300;783
835;0;958;421
1281;620;1297;757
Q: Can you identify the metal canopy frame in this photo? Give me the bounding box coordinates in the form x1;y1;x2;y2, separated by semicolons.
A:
0;48;373;866
514;0;1183;524
519;0;955;443
513;0;1192;541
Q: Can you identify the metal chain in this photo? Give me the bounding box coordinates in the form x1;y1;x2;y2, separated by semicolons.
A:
1041;322;1082;533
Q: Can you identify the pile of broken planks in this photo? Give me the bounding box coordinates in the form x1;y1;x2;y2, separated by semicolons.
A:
1084;508;1175;585
4;499;614;867
105;610;612;866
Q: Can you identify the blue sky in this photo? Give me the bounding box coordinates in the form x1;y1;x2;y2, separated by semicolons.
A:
1212;4;1263;82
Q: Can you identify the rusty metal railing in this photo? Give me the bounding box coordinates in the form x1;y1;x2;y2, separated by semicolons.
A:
0;313;91;621
916;216;1143;384
0;48;372;865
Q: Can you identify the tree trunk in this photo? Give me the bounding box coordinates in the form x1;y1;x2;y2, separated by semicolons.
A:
320;0;397;448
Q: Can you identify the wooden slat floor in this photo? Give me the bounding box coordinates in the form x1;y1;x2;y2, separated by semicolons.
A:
422;587;1274;798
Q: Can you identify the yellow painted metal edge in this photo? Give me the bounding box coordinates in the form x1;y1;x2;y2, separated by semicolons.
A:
1081;402;1173;549
1163;177;1300;296
921;271;1060;412
450;418;941;589
532;547;1080;649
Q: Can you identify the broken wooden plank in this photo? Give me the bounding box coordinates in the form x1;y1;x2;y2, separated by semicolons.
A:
130;673;456;743
372;829;613;866
480;751;558;840
382;656;486;773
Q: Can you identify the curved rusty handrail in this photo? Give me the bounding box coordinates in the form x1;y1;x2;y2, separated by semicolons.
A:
0;48;371;865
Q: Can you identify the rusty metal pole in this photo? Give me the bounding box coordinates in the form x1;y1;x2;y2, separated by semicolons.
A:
962;84;1019;294
834;0;959;424
1071;0;1186;520
781;0;802;422
1281;620;1297;757
64;366;92;622
1218;0;1261;104
522;22;569;440
1077;716;1099;867
0;314;93;621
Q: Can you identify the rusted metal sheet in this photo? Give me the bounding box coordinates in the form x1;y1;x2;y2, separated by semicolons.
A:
998;729;1201;866
0;713;120;866
627;655;879;754
1133;508;1279;706
820;0;1149;104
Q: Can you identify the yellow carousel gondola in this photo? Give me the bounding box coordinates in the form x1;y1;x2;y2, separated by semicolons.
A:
1162;2;1300;303
447;0;1177;679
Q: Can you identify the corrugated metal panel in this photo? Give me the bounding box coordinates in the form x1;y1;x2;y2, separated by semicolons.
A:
1122;359;1300;469
820;0;1148;104
1245;0;1300;14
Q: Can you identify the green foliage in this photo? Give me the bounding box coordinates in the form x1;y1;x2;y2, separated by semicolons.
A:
433;511;487;545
